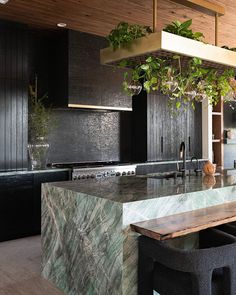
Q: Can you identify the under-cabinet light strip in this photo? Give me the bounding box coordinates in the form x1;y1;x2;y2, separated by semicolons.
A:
68;104;132;111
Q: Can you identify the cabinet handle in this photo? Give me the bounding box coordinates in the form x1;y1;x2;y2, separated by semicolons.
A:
188;136;191;152
161;136;164;154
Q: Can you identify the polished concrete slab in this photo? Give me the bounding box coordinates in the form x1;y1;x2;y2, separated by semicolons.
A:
0;236;64;295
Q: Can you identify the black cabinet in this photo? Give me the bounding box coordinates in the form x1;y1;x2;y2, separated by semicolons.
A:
50;30;131;110
0;170;70;242
0;21;28;171
132;92;202;162
0;174;34;242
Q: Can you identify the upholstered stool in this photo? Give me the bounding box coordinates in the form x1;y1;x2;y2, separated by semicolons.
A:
138;228;236;295
218;222;236;236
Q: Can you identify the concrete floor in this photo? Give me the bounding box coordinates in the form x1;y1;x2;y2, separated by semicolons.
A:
0;236;64;295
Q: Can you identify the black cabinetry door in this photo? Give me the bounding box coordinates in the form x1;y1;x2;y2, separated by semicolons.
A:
33;170;69;234
0;22;28;171
133;91;202;162
0;170;70;242
148;93;178;161
0;174;34;242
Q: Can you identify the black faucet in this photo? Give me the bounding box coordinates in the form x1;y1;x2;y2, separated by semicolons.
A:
179;141;186;177
191;156;202;175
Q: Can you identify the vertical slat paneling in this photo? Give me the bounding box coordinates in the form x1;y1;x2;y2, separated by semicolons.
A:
22;28;28;169
22;79;28;169
0;78;5;170
4;78;11;170
146;92;202;162
0;23;28;171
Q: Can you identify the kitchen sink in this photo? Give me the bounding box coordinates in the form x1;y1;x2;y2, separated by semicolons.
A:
147;171;179;179
138;171;179;180
138;170;203;180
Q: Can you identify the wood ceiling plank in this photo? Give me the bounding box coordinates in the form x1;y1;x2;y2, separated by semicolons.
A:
0;0;234;47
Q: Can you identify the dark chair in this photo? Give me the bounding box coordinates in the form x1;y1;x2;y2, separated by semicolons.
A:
217;222;236;236
138;228;236;295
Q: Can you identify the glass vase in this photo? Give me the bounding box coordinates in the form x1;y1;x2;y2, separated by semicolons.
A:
28;137;49;170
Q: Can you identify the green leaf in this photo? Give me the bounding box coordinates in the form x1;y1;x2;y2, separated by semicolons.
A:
163;19;204;42
119;60;128;68
180;19;192;30
193;32;204;38
176;101;181;109
140;64;149;70
192;57;202;66
172;55;180;60
122;81;128;89
146;56;153;63
173;20;182;27
123;73;129;80
107;22;152;50
143;81;151;92
151;77;158;84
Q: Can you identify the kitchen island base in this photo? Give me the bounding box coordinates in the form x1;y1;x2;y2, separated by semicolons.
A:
42;175;236;295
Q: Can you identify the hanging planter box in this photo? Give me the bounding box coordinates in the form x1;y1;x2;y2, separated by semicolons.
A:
100;31;236;70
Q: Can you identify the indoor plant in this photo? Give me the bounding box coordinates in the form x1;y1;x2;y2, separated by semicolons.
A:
107;20;236;111
163;19;204;42
107;22;152;50
28;77;53;169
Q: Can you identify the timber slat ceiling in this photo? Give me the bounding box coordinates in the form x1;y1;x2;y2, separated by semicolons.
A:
0;0;235;46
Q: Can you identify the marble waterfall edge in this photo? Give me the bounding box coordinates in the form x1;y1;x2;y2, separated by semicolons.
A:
41;176;236;295
42;184;123;295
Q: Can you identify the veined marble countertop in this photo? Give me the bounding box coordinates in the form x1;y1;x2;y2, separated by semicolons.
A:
136;158;207;166
0;168;71;177
42;170;236;295
0;159;207;177
48;172;236;203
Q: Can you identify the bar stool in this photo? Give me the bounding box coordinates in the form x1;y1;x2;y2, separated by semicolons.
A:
138;228;236;295
218;222;236;236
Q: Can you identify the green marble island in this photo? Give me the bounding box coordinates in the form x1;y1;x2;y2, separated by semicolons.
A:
42;173;236;295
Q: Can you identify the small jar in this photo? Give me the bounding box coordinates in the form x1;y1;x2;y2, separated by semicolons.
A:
227;129;233;139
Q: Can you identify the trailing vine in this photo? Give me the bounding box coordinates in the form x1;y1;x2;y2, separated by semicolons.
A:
121;56;235;110
107;20;236;111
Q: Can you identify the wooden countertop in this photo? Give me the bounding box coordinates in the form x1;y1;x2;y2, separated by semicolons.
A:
131;201;236;240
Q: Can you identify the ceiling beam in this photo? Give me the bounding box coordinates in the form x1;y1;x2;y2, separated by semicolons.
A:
170;0;225;16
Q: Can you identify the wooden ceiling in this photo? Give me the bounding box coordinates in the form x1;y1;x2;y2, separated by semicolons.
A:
0;0;235;46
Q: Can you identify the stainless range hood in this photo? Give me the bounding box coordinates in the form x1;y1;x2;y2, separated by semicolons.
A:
100;0;235;70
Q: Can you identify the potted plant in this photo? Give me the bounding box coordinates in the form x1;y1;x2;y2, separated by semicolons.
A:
28;76;53;170
106;20;236;112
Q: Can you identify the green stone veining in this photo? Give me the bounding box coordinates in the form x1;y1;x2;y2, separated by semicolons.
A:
42;174;236;295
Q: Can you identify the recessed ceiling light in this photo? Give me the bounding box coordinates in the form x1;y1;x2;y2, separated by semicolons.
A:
0;0;9;4
57;23;67;28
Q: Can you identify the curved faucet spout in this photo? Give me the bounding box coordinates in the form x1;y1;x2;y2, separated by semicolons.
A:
191;156;202;175
179;141;186;177
179;142;185;159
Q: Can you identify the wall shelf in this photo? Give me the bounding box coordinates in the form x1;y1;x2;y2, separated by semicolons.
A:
212;99;223;168
212;139;221;143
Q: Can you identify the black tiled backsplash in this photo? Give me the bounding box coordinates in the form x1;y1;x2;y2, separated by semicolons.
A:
47;110;132;164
